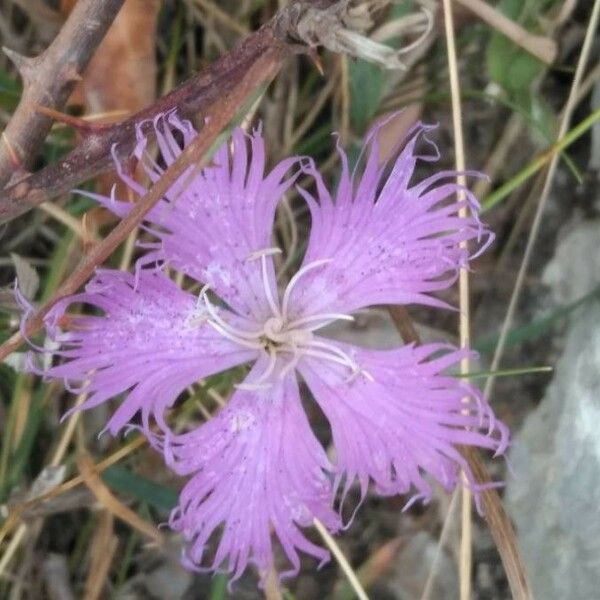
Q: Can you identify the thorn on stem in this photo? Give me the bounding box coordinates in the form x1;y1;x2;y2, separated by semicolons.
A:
1;133;23;170
308;49;325;75
61;62;82;85
2;46;36;83
33;104;112;134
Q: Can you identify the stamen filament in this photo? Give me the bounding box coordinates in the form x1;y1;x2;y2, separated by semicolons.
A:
301;348;360;370
236;347;279;390
260;255;282;319
235;381;272;391
201;287;264;339
304;339;360;370
286;313;355;331
245;247;282;262
281;259;333;320
205;320;264;350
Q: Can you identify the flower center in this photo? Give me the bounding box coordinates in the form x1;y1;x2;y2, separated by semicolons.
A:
196;248;373;390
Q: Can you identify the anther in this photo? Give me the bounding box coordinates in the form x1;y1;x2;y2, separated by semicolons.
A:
245;247;282;262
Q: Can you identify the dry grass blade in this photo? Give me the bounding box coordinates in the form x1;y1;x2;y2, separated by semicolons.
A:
440;1;473;597
420;488;461;600
314;519;369;600
264;566;284;600
82;510;118;600
193;0;249;36
77;452;163;544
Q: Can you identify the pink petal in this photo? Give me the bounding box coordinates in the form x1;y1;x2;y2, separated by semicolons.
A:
159;359;340;583
298;341;508;508
92;113;301;320
286;123;493;319
37;269;256;434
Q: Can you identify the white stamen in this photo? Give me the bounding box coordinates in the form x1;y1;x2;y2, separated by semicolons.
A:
281;258;333;320
200;286;263;339
344;367;375;384
236;347;278;390
205;320;264;350
286;312;355;331
304;338;360;370
235;381;273;391
302;348;360;371
278;348;302;379
260;255;281;319
189;256;373;388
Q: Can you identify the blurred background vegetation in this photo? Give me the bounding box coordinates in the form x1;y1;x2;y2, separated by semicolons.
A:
0;1;598;598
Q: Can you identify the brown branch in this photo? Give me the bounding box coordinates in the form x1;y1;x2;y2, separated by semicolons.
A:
0;0;344;223
0;0;126;186
0;39;288;362
0;27;298;223
461;447;533;600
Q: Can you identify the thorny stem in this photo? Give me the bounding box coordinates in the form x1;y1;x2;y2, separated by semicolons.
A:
0;43;287;363
0;0;126;186
0;0;368;223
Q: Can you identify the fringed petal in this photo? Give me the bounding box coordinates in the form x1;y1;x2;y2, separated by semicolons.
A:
298;341;508;510
286;120;493;319
34;269;256;434
158;359;340;584
91;112;301;321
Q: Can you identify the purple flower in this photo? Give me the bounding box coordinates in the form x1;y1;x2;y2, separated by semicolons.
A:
31;112;508;582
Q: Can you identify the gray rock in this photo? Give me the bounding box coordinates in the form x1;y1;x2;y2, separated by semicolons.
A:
385;531;458;600
542;221;600;304
506;302;600;600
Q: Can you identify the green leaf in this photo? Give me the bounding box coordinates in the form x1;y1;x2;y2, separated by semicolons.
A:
487;0;545;96
349;59;384;133
454;366;553;380
102;465;178;511
0;67;21;112
207;574;229;600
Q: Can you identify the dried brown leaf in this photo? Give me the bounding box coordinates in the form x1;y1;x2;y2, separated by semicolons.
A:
66;0;160;194
69;0;159;113
83;511;118;600
77;452;163;544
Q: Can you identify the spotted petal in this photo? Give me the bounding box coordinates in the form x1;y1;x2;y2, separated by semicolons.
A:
159;359;340;582
90;113;300;321
285;122;492;319
37;269;256;434
298;341;508;506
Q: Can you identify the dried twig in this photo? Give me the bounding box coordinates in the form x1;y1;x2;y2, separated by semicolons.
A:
77;452;162;544
440;1;474;597
0;0;126;185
